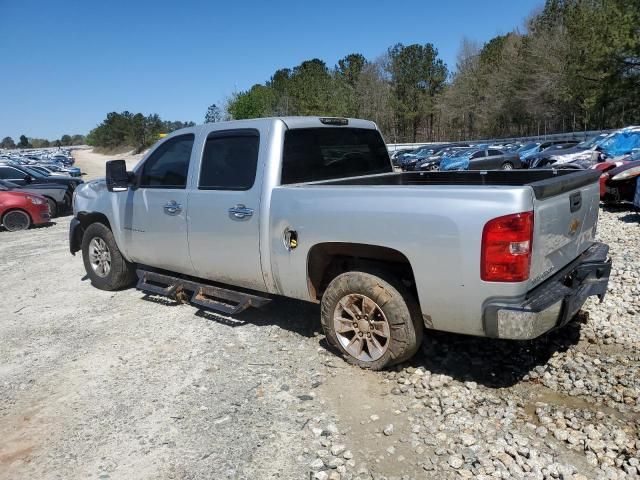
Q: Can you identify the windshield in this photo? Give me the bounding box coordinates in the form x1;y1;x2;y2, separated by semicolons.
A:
517;143;539;152
577;134;608;150
21;166;46;178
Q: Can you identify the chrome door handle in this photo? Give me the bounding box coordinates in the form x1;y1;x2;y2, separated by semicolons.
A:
229;204;254;219
163;200;182;216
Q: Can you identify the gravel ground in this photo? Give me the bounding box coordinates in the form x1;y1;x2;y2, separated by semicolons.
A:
0;195;638;479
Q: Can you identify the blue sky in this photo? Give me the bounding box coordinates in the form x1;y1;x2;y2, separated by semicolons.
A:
0;0;541;140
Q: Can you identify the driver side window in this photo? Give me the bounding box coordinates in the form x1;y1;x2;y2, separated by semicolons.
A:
139;134;194;189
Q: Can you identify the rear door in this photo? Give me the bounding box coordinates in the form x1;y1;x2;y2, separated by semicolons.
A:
123;133;195;274
187;127;266;292
468;150;487;169
486;149;507;169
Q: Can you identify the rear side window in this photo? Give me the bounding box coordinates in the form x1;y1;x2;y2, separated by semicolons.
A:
281;128;391;184
199;129;259;190
140;134;194;188
0;167;27;180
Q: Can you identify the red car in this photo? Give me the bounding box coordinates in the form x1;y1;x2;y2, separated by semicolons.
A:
0;189;51;231
598;159;640;204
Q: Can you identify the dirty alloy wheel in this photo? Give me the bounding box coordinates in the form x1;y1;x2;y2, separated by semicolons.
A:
46;198;57;218
2;210;31;232
81;222;136;290
321;270;423;370
501;162;514;170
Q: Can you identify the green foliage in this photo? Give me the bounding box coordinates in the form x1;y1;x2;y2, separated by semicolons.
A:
387;43;448;141
86;112;194;153
17;135;32;149
30;138;51;148
1;136;16;149
440;0;640;138
204;104;222;123
225;0;638;141
226;48;447;142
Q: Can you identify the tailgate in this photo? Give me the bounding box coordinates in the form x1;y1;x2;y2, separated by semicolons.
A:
528;171;601;288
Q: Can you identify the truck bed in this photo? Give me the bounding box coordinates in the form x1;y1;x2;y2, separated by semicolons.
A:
315;169;601;200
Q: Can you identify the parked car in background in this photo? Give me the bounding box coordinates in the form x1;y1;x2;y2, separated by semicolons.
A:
519;140;580;163
395;145;442;170
0;187;50;231
0;165;82;205
522;143;581;168
534;129;638;168
0;179;68;217
390;148;414;163
416;145;471;171
440;147;521;171
600;159;640;205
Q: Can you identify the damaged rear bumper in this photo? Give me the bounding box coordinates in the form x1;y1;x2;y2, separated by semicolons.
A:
483;242;611;340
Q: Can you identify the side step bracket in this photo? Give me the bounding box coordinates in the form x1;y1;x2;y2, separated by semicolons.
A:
136;269;271;315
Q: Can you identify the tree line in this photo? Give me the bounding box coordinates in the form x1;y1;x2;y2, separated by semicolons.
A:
86;112;195;153
226;0;639;142
1;134;86;150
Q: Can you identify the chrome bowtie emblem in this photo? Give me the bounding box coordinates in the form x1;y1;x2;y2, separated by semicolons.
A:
569;219;581;235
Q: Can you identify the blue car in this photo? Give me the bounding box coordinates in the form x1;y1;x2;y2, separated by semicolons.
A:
440;149;475;171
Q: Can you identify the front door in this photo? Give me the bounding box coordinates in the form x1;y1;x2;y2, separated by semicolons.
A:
187;127;266;291
122;133;196;275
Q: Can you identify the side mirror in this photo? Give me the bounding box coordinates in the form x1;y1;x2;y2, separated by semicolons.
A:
106;160;129;192
25;175;33;184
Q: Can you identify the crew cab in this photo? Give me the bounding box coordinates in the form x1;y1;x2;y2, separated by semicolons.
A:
70;117;611;369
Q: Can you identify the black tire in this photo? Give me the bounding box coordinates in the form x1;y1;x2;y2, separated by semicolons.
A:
81;222;136;290
320;270;423;370
501;162;514;170
2;209;31;232
63;192;72;212
45;197;57;218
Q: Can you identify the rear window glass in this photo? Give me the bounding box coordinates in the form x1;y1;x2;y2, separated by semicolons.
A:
281;128;391;184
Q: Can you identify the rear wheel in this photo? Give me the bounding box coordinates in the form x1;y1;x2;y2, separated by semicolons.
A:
321;270;423;370
63;192;72;212
81;222;136;290
45;198;57;217
2;210;31;232
501;162;514;170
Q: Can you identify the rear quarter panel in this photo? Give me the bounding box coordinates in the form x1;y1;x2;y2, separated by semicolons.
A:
269;184;534;336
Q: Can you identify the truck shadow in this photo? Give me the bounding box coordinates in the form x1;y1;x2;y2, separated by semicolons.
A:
406;316;584;388
140;292;583;388
142;294;322;339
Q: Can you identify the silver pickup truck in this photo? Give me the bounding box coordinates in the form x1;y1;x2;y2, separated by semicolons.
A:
70;117;611;369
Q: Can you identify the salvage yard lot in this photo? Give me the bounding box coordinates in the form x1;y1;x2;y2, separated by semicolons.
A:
1;194;639;478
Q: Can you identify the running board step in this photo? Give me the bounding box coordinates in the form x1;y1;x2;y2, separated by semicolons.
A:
136;269;271;315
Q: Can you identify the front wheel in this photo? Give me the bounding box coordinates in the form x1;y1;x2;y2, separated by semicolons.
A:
45;198;58;217
81;222;136;290
501;162;514;170
2;210;31;232
321;270;423;370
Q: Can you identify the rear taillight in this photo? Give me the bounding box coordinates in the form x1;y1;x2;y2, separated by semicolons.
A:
481;211;534;282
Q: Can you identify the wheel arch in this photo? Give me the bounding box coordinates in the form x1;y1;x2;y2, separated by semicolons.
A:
306;242;419;306
70;211;113;255
2;208;33;228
